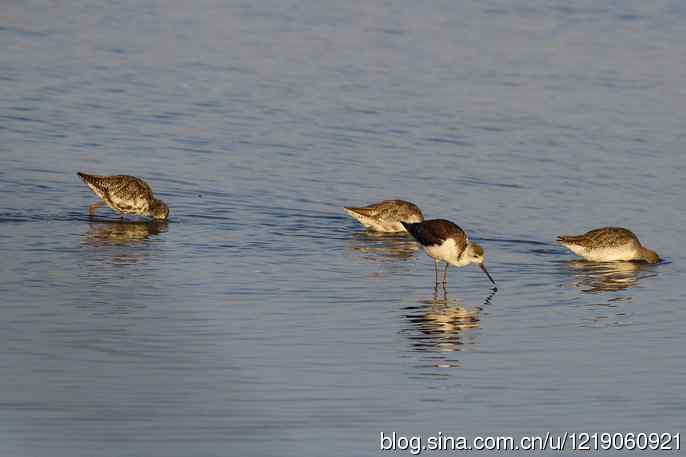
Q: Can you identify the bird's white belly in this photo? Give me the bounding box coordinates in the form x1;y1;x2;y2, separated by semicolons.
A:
424;238;465;265
587;246;637;262
566;243;637;262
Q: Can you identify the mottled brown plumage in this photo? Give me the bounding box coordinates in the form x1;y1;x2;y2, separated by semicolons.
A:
558;227;659;263
77;172;169;220
344;199;423;233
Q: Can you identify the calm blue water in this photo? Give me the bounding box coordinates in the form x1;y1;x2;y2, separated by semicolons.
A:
2;1;686;456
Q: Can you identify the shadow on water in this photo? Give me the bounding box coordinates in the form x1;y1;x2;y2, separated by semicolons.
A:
345;231;419;261
402;287;497;355
560;260;658;294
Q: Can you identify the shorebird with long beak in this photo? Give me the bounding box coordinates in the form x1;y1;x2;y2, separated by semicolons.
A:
344;199;423;233
558;227;660;263
77;172;170;220
401;219;496;290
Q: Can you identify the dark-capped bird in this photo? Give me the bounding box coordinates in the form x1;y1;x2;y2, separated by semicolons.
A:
402;219;496;289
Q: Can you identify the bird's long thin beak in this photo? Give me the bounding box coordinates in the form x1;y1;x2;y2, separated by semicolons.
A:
479;263;497;287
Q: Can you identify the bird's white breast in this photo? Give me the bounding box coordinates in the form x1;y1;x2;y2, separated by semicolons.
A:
563;243;637;262
586;245;638;262
424;238;463;265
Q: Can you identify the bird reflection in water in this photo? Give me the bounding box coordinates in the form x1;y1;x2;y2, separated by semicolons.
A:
84;220;168;247
562;260;655;293
78;220;168;313
403;287;497;355
82;220;168;265
346;231;419;261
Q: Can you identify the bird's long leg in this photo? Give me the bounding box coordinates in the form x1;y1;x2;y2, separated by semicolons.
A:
434;259;440;287
442;262;449;286
88;201;103;216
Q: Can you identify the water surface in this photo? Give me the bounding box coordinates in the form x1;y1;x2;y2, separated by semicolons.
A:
2;1;686;456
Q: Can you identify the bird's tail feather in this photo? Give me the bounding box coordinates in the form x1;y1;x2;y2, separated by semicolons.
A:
77;172;100;187
343;206;375;218
557;235;583;243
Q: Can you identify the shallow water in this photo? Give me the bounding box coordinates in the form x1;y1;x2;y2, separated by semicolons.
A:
2;1;686;456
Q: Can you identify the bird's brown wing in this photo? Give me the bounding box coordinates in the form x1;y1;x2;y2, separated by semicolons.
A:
558;227;637;248
343;205;378;218
343;200;397;217
78;173;154;212
345;200;422;220
107;177;154;212
404;219;467;251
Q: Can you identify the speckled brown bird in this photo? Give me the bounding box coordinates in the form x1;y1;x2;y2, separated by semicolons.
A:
343;199;423;233
402;219;496;289
558;227;659;263
77;172;169;220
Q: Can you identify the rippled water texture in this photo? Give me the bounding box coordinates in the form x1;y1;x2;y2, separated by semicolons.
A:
2;1;686;456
